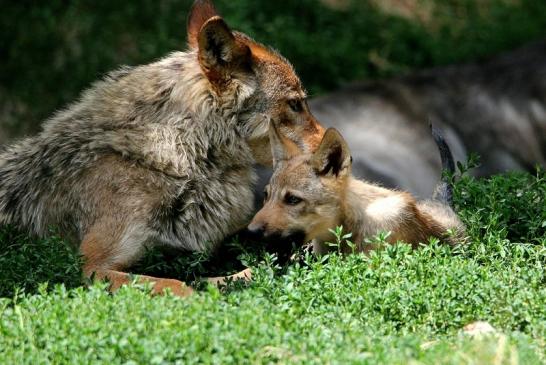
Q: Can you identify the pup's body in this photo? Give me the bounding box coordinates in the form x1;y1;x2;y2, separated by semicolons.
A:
0;0;324;295
249;125;465;253
322;176;464;253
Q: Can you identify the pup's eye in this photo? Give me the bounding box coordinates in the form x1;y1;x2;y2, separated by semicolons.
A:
287;99;303;113
263;189;269;202
284;193;303;206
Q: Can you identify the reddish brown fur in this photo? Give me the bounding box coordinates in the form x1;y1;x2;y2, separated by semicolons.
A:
375;195;450;248
187;0;220;49
188;0;324;155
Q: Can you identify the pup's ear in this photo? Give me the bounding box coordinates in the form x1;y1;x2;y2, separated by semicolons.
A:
311;128;351;177
187;0;219;49
269;121;302;166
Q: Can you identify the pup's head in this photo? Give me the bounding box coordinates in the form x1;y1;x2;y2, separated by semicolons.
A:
187;0;324;165
248;124;352;246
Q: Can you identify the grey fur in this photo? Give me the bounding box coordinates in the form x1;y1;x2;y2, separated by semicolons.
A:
0;52;258;254
0;0;328;290
430;125;455;207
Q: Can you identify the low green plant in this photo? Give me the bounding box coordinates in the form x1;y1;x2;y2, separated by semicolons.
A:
0;227;81;298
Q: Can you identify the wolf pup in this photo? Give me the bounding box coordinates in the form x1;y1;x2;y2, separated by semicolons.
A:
0;0;324;296
249;123;465;254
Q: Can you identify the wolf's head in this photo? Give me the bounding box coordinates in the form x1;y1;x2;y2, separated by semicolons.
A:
248;123;352;245
187;0;324;165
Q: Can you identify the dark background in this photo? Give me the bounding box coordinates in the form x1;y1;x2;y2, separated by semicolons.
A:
1;0;546;139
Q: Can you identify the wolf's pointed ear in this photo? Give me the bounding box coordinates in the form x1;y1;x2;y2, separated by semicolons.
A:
196;17;251;84
311;128;351;177
187;0;220;49
269;122;302;166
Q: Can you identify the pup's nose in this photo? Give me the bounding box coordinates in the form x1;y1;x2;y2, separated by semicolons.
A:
246;222;266;240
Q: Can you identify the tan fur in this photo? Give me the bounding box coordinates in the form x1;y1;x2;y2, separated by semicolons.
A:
340;180;462;252
0;0;325;296
250;126;465;254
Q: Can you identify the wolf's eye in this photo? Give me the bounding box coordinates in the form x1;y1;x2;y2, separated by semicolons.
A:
284;193;303;206
288;99;303;113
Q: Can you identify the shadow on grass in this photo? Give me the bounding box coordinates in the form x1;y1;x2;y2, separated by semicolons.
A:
0;225;275;298
0;226;82;298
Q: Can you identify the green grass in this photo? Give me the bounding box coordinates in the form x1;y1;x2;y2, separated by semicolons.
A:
0;168;545;364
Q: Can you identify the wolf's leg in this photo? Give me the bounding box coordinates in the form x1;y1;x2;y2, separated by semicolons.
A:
80;223;193;297
88;269;194;297
206;268;252;286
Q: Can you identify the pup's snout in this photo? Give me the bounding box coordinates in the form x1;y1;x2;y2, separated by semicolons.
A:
246;222;266;240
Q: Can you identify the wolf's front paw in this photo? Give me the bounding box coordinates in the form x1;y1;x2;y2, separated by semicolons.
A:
152;278;194;297
207;268;253;286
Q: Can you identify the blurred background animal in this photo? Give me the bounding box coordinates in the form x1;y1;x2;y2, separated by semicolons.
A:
311;41;546;198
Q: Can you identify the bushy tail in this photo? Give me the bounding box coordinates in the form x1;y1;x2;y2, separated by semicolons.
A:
430;125;456;207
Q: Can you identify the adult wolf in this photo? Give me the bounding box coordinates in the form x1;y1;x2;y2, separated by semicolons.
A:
0;0;324;295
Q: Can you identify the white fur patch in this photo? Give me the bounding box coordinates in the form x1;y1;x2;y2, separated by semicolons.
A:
113;223;153;267
365;195;405;222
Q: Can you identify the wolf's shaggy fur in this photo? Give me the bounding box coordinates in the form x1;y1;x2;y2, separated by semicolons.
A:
0;0;324;295
0;51;256;250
